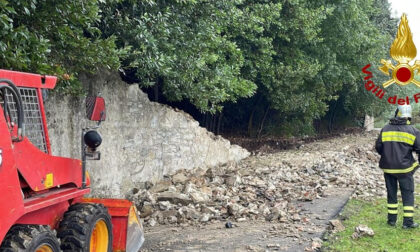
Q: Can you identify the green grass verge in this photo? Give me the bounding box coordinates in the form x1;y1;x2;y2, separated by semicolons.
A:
323;197;420;252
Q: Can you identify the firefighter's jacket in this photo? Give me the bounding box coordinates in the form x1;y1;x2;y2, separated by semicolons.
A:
375;118;420;175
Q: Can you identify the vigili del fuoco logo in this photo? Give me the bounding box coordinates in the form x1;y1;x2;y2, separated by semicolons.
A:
362;14;420;105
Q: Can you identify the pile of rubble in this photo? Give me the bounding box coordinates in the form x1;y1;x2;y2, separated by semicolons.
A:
351;224;375;239
130;132;384;227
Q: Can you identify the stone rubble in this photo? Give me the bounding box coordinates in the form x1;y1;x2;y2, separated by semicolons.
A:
329;219;345;233
305;237;323;251
129;132;383;227
351;224;375;239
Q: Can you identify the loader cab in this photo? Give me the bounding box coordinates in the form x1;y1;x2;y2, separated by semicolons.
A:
0;70;56;154
0;70;85;193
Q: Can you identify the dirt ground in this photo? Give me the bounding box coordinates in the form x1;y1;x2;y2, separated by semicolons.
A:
140;131;381;251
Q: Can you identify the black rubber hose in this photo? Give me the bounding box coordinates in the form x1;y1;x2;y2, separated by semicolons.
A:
0;79;24;125
0;85;21;123
0;81;25;140
0;85;24;131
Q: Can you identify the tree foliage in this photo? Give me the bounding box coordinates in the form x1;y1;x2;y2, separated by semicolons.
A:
222;0;397;135
319;0;397;127
1;0;397;135
0;0;119;94
99;0;257;113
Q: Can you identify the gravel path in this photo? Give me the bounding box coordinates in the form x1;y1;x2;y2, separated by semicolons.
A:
141;188;353;251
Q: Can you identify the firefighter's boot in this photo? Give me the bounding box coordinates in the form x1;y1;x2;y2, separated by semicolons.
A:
403;218;419;229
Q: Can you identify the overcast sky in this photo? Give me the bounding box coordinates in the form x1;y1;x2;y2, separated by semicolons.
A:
388;0;420;60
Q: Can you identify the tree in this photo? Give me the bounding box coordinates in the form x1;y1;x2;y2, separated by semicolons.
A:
0;0;119;94
222;0;396;135
318;0;397;131
99;0;256;113
229;0;330;135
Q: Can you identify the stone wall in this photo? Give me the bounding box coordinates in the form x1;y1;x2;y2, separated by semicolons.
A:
44;71;249;198
364;115;375;131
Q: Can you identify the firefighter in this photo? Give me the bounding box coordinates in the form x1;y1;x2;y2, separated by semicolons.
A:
375;104;420;228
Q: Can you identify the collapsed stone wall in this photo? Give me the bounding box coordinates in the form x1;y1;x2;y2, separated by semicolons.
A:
364;115;375;131
44;71;249;198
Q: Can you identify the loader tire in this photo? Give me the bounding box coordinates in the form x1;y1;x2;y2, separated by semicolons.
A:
0;225;61;252
57;203;113;252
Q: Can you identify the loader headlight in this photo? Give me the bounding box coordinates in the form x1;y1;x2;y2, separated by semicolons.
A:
84;130;102;150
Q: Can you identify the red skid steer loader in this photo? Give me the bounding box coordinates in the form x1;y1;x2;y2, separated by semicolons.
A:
0;69;144;251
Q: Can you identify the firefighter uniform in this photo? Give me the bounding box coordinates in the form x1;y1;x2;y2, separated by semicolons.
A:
376;115;420;227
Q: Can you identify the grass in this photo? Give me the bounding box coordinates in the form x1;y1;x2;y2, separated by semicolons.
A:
323;194;420;252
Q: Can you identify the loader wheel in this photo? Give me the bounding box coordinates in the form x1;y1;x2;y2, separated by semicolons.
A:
0;225;60;252
58;203;113;252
